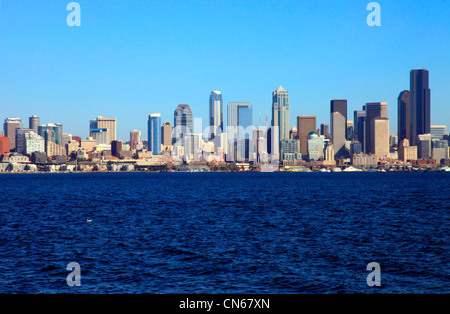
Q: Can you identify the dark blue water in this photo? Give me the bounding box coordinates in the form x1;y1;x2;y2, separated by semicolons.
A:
0;172;448;293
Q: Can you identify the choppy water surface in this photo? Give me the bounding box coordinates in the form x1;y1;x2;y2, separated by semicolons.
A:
0;172;448;293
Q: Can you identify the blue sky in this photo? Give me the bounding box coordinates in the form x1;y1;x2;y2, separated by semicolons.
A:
0;0;449;141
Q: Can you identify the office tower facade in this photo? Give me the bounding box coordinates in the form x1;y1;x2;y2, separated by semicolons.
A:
297;116;316;157
174;104;193;142
15;128;34;154
347;121;354;141
272;85;290;143
280;139;301;161
24;132;45;155
417;133;432;159
410;69;431;146
0;137;10;155
432;140;448;163
90;117;117;145
364;102;388;154
29;115;40;133
330;100;347;158
398;90;410;143
353;110;366;148
320;123;330;138
3;118;22;151
371;118;390;158
161;122;172;146
227;102;253;140
398;139;417;162
209;91;223;140
111;140;123;158
130;130;141;151
430;125;447;140
148;113;161;155
307;132;324;161
38;123;62;145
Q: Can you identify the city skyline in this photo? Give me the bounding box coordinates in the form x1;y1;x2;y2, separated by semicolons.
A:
1;1;449;140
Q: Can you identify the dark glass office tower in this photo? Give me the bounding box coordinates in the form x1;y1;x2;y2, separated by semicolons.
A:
353;110;366;148
398;90;410;144
410;69;431;146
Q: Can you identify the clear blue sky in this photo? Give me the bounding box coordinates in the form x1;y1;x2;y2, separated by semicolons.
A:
1;0;449;141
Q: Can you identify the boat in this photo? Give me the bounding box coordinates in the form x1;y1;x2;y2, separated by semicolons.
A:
343;166;362;172
332;167;342;172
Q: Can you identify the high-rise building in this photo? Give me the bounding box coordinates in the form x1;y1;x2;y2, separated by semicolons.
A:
398;139;417;162
430;125;447;140
174;104;193;143
371;118;390;158
280;139;301;161
227;102;253;140
29;115;40;133
130;130;141;151
307;132;324;161
398;90;410;143
3;118;22;151
90;117;117;145
417;133;432;159
148;113;161;155
320;123;330;138
272;85;290;143
364;102;388;154
111;140;123;158
15;128;34;154
24;131;45;155
353;110;366;149
0;137;10;155
297;116;316;157
330;100;347;159
161;122;172;146
38;123;62;145
209;91;223;140
410;69;431;146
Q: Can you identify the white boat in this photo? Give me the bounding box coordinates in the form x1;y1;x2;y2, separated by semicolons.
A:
332;167;342;172
343;166;362;172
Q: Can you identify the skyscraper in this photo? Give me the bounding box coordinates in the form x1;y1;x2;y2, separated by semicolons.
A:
297;116;316;156
371;118;390;158
29;115;40;133
330;100;347;158
272;85;290;143
227;102;253;140
353;110;366;148
3;118;22;151
398;90;410;144
228;102;253;161
130;130;141;150
364;102;388;154
161;121;172;146
410;69;431;146
174;104;193;143
320;123;330;138
90;116;117;145
148;113;161;155
209;91;223;140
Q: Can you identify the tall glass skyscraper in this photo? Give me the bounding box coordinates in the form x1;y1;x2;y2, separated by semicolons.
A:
272;85;290;142
174;104;193;143
148;113;161;155
410;69;431;146
209;91;223;140
227;102;252;140
397;90;410;144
